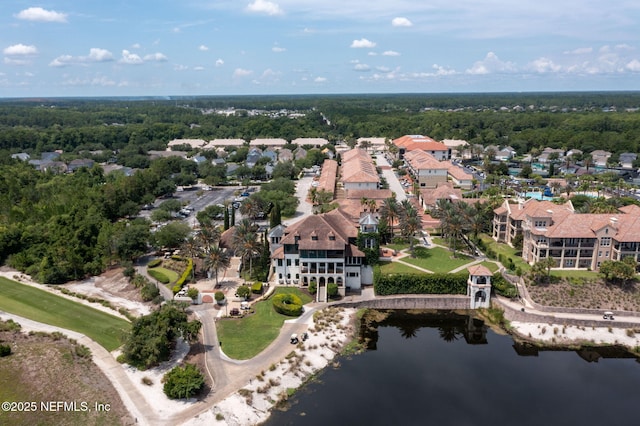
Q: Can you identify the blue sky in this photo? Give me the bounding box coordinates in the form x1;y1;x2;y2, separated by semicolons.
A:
2;1;640;97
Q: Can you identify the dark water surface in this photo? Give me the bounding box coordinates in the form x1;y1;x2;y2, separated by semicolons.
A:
266;311;639;426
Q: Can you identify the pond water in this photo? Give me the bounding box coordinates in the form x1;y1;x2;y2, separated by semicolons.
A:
266;311;639;426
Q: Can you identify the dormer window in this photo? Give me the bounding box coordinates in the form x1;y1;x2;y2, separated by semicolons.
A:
328;232;336;241
311;231;318;241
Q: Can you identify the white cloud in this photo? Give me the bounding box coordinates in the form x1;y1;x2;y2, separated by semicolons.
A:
391;17;413;27
15;7;67;23
120;50;143;65
272;46;286;53
215;59;225;67
4;57;30;66
314;76;327;83
194;66;205;71
466;52;516;75
382;50;400;57
368;52;378;56
564;47;593;55
615;44;634;51
49;55;74;67
132;43;141;49
233;68;253;77
88;48;114;62
174;64;189;71
49;48;114;67
354;63;371;72
3;44;38;56
199;45;209;51
528;57;562;73
246;0;283;16
144;53;168;62
431;64;457;76
626;60;640;72
350;38;376;48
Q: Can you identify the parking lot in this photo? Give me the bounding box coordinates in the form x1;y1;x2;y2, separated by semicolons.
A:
139;185;240;227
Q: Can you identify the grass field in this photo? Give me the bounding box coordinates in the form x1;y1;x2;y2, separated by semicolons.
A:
216;287;311;360
0;277;130;351
379;261;425;275
147;266;179;284
401;246;473;273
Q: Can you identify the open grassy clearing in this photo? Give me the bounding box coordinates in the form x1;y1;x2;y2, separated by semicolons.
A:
0;277;130;351
401;246;473;273
379;261;426;275
216;287;310;360
147;266;179;283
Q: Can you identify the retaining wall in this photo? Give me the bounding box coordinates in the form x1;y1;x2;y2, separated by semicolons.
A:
335;295;470;310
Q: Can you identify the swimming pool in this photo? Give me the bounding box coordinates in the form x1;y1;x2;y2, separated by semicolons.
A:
522;191;554;200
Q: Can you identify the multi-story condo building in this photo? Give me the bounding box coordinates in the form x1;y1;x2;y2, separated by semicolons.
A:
392;135;451;160
270;209;375;302
493;199;640;270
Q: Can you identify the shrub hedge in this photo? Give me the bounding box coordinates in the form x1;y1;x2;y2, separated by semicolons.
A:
251;282;263;294
172;258;193;294
272;293;303;316
374;267;467;295
492;272;518;298
148;259;162;268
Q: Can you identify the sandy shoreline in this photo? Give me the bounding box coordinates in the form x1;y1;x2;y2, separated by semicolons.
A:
183;306;356;426
509;321;640;348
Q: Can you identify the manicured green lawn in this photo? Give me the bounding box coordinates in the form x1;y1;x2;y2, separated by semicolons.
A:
0;277;130;351
216;287;311;360
479;261;500;273
383;242;410;251
379;261;425;275
148;266;179;283
401;246;473;273
478;234;530;272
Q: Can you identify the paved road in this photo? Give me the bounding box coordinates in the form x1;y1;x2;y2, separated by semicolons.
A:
165;304;319;424
283;173;315;226
376;154;407;201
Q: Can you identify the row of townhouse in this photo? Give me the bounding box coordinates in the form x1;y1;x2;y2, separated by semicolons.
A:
167;137;330;150
393;135;452;160
403;150;474;190
493;199;640;270
341;148;380;190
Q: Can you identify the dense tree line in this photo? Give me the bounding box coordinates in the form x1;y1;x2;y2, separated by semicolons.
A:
2;93;640;164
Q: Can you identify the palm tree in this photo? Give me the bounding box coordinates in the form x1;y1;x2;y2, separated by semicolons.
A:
203;245;231;288
380;197;400;241
239;197;261;223
232;219;261;278
197;224;221;252
399;200;422;256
